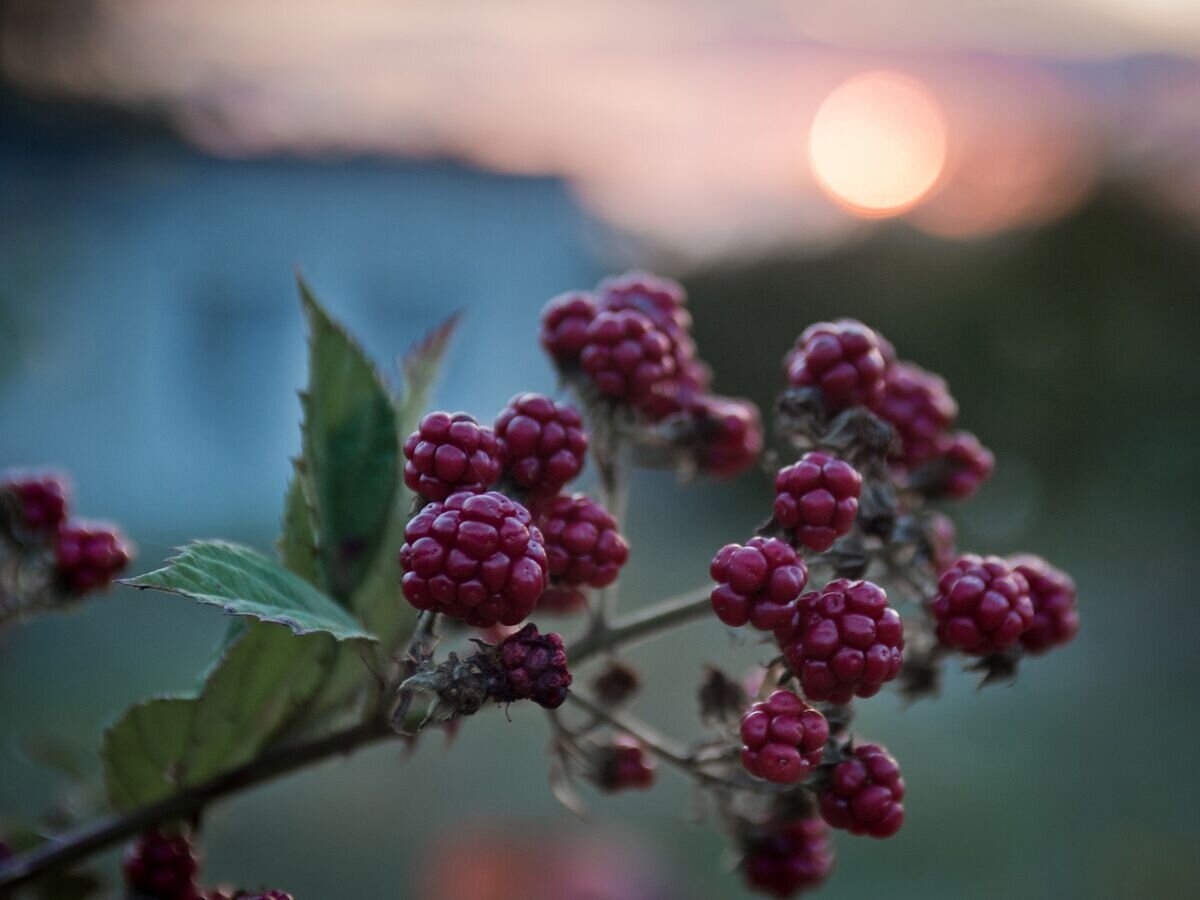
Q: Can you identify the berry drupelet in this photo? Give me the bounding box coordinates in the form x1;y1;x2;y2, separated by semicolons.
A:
819;743;905;838
55;521;133;594
776;579;904;704
740;690;829;784
489;623;572;709
578;309;677;402
399;491;548;627
741;818;834;898
773;452;862;553
710;537;808;631
494;393;588;497
1010;555;1079;654
931;554;1033;656
874;361;957;468
785;320;889;412
123;830;199;900
403;411;501;502
535;493;629;611
596;735;656;791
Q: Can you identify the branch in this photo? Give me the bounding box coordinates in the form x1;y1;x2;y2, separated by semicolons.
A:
0;583;714;890
0;720;392;891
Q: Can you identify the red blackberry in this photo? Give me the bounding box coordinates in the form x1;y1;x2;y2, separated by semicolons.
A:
400;491;548;627
540;291;598;365
596;735;656;791
931;554;1033;655
710;537;808;631
578;310;677;402
55;521;133;594
740;690;829;784
742;818;833;898
490;623;572;709
535;493;629;611
819;743;905;838
773;452;862;553
2;472;69;532
123;830;199;900
403;411;501;502
776;579;904;704
785;320;888;412
874;362;957;467
494;393;587;497
926;431;994;499
684;395;763;479
1010;555;1079;655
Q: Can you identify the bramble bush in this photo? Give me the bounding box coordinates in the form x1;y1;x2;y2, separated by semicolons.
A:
0;272;1079;899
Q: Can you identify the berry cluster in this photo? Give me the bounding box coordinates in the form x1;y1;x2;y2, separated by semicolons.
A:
1;471;133;602
595;735;656;791
488;623;573;709
818;743;905;838
710;537;808;631
776;579;905;704
535;493;629;611
400;491;549;628
540;271;762;478
122;830;293;900
741;818;834;898
740;690;829;784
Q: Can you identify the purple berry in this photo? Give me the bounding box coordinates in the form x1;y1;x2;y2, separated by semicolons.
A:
774;452;862;553
710;537;808;631
403;411;501;502
819;743;905;838
740;690;829;784
931;554;1034;655
785;319;888;412
494;393;587;497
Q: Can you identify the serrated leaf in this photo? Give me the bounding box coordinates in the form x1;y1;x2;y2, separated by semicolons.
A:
278;470;320;587
298;277;400;603
102;697;196;811
182;623;333;782
395;312;460;436
122;540;376;643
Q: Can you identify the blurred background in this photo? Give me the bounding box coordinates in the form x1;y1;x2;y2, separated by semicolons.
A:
1;1;1198;897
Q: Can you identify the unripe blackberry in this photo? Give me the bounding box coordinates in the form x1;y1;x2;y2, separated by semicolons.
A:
1010;555;1079;655
740;690;829;784
785;320;888;412
927;431;994;499
403;411;501;502
819;743;905;838
400;491;548;627
491;623;572;708
931;554;1033;656
710;537;808;631
494;393;587;497
536;493;629;611
686;395;763;479
636;358;713;422
773;452;862;553
2;472;69;532
776;579;904;704
540;290;598;365
742;818;833;898
875;362;957;467
55;521;133;594
578;310;676;402
596;735;656;791
123;830;199;900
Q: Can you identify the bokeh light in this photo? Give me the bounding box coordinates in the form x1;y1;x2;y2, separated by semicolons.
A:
808;71;948;217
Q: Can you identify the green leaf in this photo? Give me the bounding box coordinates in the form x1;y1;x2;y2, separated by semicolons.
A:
182;623;334;782
353;313;460;645
298;277;400;603
278;470;320;587
122;540;376;643
102;697;196;811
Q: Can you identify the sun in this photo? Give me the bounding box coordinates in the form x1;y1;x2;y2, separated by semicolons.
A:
809;71;948;217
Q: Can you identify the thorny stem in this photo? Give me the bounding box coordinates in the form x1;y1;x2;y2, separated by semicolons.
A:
0;583;715;892
389;610;440;733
